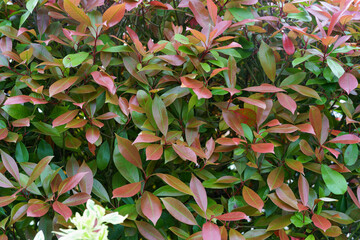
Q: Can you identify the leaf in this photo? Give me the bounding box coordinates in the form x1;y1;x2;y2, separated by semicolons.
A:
298;174;309;206
237;97;266;109
52;110;79;127
344;144;358;166
312;214;331;232
202;222;221;240
216;212;249;221
152;95;168;136
287;85;321;100
242;186;264;212
285;159;304;174
92;179;110;202
339;73;358;94
156;173;193;195
277;93;296;114
63;0;91;26
1;150;20;182
146;144;163;161
63;52;89;68
267;166;284;190
141;191;162;225
63;193;91;206
229;228;245;240
258;41;276;82
53;201;72;221
78;161;93;194
49;76;78;97
172;144;197;164
103;3;126;28
328;134;360;144
190;174;207;213
15;142;29;163
115;134;143;170
282;34;295;55
0;195;17;207
135;221;165;240
169;227;190;239
280;72;306;87
86;126;100;144
0;172;14;188
227;56;236;88
161;197;197;225
91;71;116;95
134;134;162;144
27;202;50;217
113;182;142;198
243;83;284;93
275;184;298;210
27;156;53;187
267;214;291;231
321;164;347;195
123;57;148;85
97;141;110;170
158;55;186;66
327;58;344;79
58;172;88;196
251;143;274;154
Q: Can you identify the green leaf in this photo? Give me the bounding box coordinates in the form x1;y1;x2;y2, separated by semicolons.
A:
290;212;312;227
327;58;344;78
321;164;347;195
241;123;253;142
32;122;60;137
174;34;190;44
258;41;276;82
92;179;110;202
280;72;306;87
113;140;140;183
2;104;31;119
292;54;313;67
97;141;110;170
63;52;89;68
344;144;358;166
15;142;29;163
37;139;54;160
26;0;39;12
152;95;168;136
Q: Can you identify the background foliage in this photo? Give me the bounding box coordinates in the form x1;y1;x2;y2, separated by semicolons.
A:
0;0;360;239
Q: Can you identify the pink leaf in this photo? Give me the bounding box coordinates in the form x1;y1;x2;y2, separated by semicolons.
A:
190;174;207;213
277;93;297;114
158;55;186;66
86;126;100;144
53;201;72;221
251;143;275;153
312;214;331;232
0;150;20;182
91;71;116;95
282;34;295;55
339;73;357;94
58;172;88;196
172;143;198;164
328;134;360;144
243;84;285;93
202;222;221;240
215;212;249;221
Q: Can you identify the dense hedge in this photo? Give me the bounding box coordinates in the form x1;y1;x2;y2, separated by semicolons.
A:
0;0;359;239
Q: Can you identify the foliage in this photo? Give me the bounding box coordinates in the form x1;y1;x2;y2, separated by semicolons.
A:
0;0;359;239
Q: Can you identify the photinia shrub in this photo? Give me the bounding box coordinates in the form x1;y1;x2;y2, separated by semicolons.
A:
0;0;359;239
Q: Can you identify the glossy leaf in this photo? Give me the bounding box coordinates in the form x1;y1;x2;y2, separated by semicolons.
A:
141;191;162;225
242;186;264;212
161;197;197;225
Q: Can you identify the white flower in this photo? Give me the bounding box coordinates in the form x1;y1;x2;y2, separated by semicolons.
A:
34;231;44;240
53;199;127;240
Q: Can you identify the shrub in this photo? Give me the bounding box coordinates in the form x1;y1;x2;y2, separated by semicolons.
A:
0;0;359;239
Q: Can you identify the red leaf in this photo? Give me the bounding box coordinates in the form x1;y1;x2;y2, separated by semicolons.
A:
242;186;264;212
58;172;88;196
53;201;72;221
78;161;93;194
158;55;186;66
282;34;295;55
96;112;118;120
134;133;161;144
103;3;126;28
0;150;20;182
146;144;163;160
216;212;249;221
251;143;274;154
190;174;207;213
202;222;221;240
285;159;304;174
49;76;78;97
66;118;87;128
12;118;30;127
27;202;50;217
63;0;91;26
115;134;143;170
312;214;331;232
193;86;212;99
86;126;100;144
347;187;360;209
0;195;17;207
135;221;165;240
0;128;8;140
279;229;289;240
53;110;79;127
172;143;197;164
275;184;299;210
188;0;210;28
243;83;285;93
91;71;116;95
277;93;296;114
207;0;217;24
161;197;197;225
266;124;298;133
339;72;357;95
63;193;91;206
141;191;162;225
237;97;266;109
112;182;142;198
296;123;315;135
118;97;130;117
328;134;360;144
267;167;284;190
0;172;14;188
27;156;53;187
